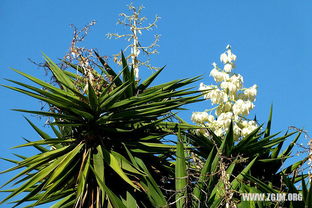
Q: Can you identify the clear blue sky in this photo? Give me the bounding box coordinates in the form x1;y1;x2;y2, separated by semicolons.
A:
1;0;312;206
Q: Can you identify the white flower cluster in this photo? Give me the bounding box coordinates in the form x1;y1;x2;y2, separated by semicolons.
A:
192;45;258;139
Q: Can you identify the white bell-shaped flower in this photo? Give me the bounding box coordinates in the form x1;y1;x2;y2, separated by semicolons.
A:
191;112;209;124
224;63;233;72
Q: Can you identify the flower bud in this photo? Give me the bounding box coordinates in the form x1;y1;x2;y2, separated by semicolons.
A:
220;53;228;64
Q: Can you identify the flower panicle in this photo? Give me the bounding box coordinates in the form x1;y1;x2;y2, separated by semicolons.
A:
192;45;258;139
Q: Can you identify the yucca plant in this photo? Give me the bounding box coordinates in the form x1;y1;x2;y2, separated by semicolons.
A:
171;107;308;208
0;51;202;207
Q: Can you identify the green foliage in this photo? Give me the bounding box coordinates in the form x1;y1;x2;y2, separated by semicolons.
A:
0;52;201;207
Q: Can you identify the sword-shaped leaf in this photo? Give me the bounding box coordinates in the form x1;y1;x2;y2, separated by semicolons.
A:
175;140;187;208
102;149;138;189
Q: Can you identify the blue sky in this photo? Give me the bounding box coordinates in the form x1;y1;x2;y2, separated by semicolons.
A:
1;0;312;206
